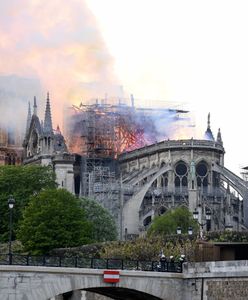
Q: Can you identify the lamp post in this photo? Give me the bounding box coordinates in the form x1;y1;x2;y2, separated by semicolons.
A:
8;195;15;264
176;226;193;236
176;226;182;235
225;224;233;231
188;226;193;236
193;207;211;239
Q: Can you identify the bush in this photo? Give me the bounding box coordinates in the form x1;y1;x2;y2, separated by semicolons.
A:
148;206;198;236
100;236;197;261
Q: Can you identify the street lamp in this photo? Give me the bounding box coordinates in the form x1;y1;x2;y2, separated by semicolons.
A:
193;207;211;239
193;210;199;220
176;226;193;236
8;195;15;264
225;224;233;231
188;226;193;236
176;226;182;235
206;210;211;221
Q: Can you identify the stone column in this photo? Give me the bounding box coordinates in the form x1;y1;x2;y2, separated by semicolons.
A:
225;185;232;228
188;160;197;212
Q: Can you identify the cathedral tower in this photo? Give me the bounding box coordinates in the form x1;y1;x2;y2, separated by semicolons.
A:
23;93;75;193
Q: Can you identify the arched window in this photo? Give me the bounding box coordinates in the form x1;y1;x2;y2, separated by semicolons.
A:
74;175;81;196
175;176;180;187
182;176;187;186
196;161;209;190
159;206;166;215
174;161;188;191
31;131;38;154
143;216;152;227
160;161;166;168
161;173;168;187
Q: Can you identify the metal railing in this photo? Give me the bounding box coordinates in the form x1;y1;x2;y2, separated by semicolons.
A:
0;253;183;273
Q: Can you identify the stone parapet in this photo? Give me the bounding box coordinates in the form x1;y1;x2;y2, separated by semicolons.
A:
119;139;224;162
2;260;248;299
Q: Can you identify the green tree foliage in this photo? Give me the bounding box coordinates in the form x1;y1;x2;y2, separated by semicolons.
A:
17;189;92;254
206;230;248;242
80;197;118;242
0;165;56;241
148;206;198;236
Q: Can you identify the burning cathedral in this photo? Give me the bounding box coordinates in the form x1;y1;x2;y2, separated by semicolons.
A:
20;94;248;238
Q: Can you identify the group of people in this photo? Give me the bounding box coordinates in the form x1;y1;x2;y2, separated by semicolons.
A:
157;251;186;272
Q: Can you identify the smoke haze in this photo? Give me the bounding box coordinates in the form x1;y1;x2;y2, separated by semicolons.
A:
0;0;196;145
0;0;119;129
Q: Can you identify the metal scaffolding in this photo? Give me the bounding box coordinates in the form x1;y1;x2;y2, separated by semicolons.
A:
65;97;190;237
65;99;189;158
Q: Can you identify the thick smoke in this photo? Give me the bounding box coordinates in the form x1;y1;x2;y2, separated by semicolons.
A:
0;0;119;129
0;75;42;129
0;0;196;147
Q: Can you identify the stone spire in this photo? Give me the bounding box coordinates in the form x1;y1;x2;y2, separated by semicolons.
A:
25;101;31;135
216;128;223;144
204;113;214;141
33;96;37;116
43;92;53;135
55;125;61;135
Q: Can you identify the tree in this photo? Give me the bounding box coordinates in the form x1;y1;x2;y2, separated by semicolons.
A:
0;165;56;241
148;206;198;236
17;189;92;254
80;197;118;242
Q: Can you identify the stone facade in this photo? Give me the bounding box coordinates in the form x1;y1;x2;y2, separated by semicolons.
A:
23;94;75;193
21;103;248;238
119;127;248;237
0;125;23;165
206;280;248;299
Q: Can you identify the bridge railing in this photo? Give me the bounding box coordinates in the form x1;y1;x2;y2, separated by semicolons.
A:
0;253;183;273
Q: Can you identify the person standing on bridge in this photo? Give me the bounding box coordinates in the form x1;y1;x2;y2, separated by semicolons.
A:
159;251;167;272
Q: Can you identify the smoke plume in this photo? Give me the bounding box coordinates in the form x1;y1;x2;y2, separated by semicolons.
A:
0;0;119;129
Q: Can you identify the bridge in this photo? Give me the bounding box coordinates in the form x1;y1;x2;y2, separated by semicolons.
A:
1;260;248;299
